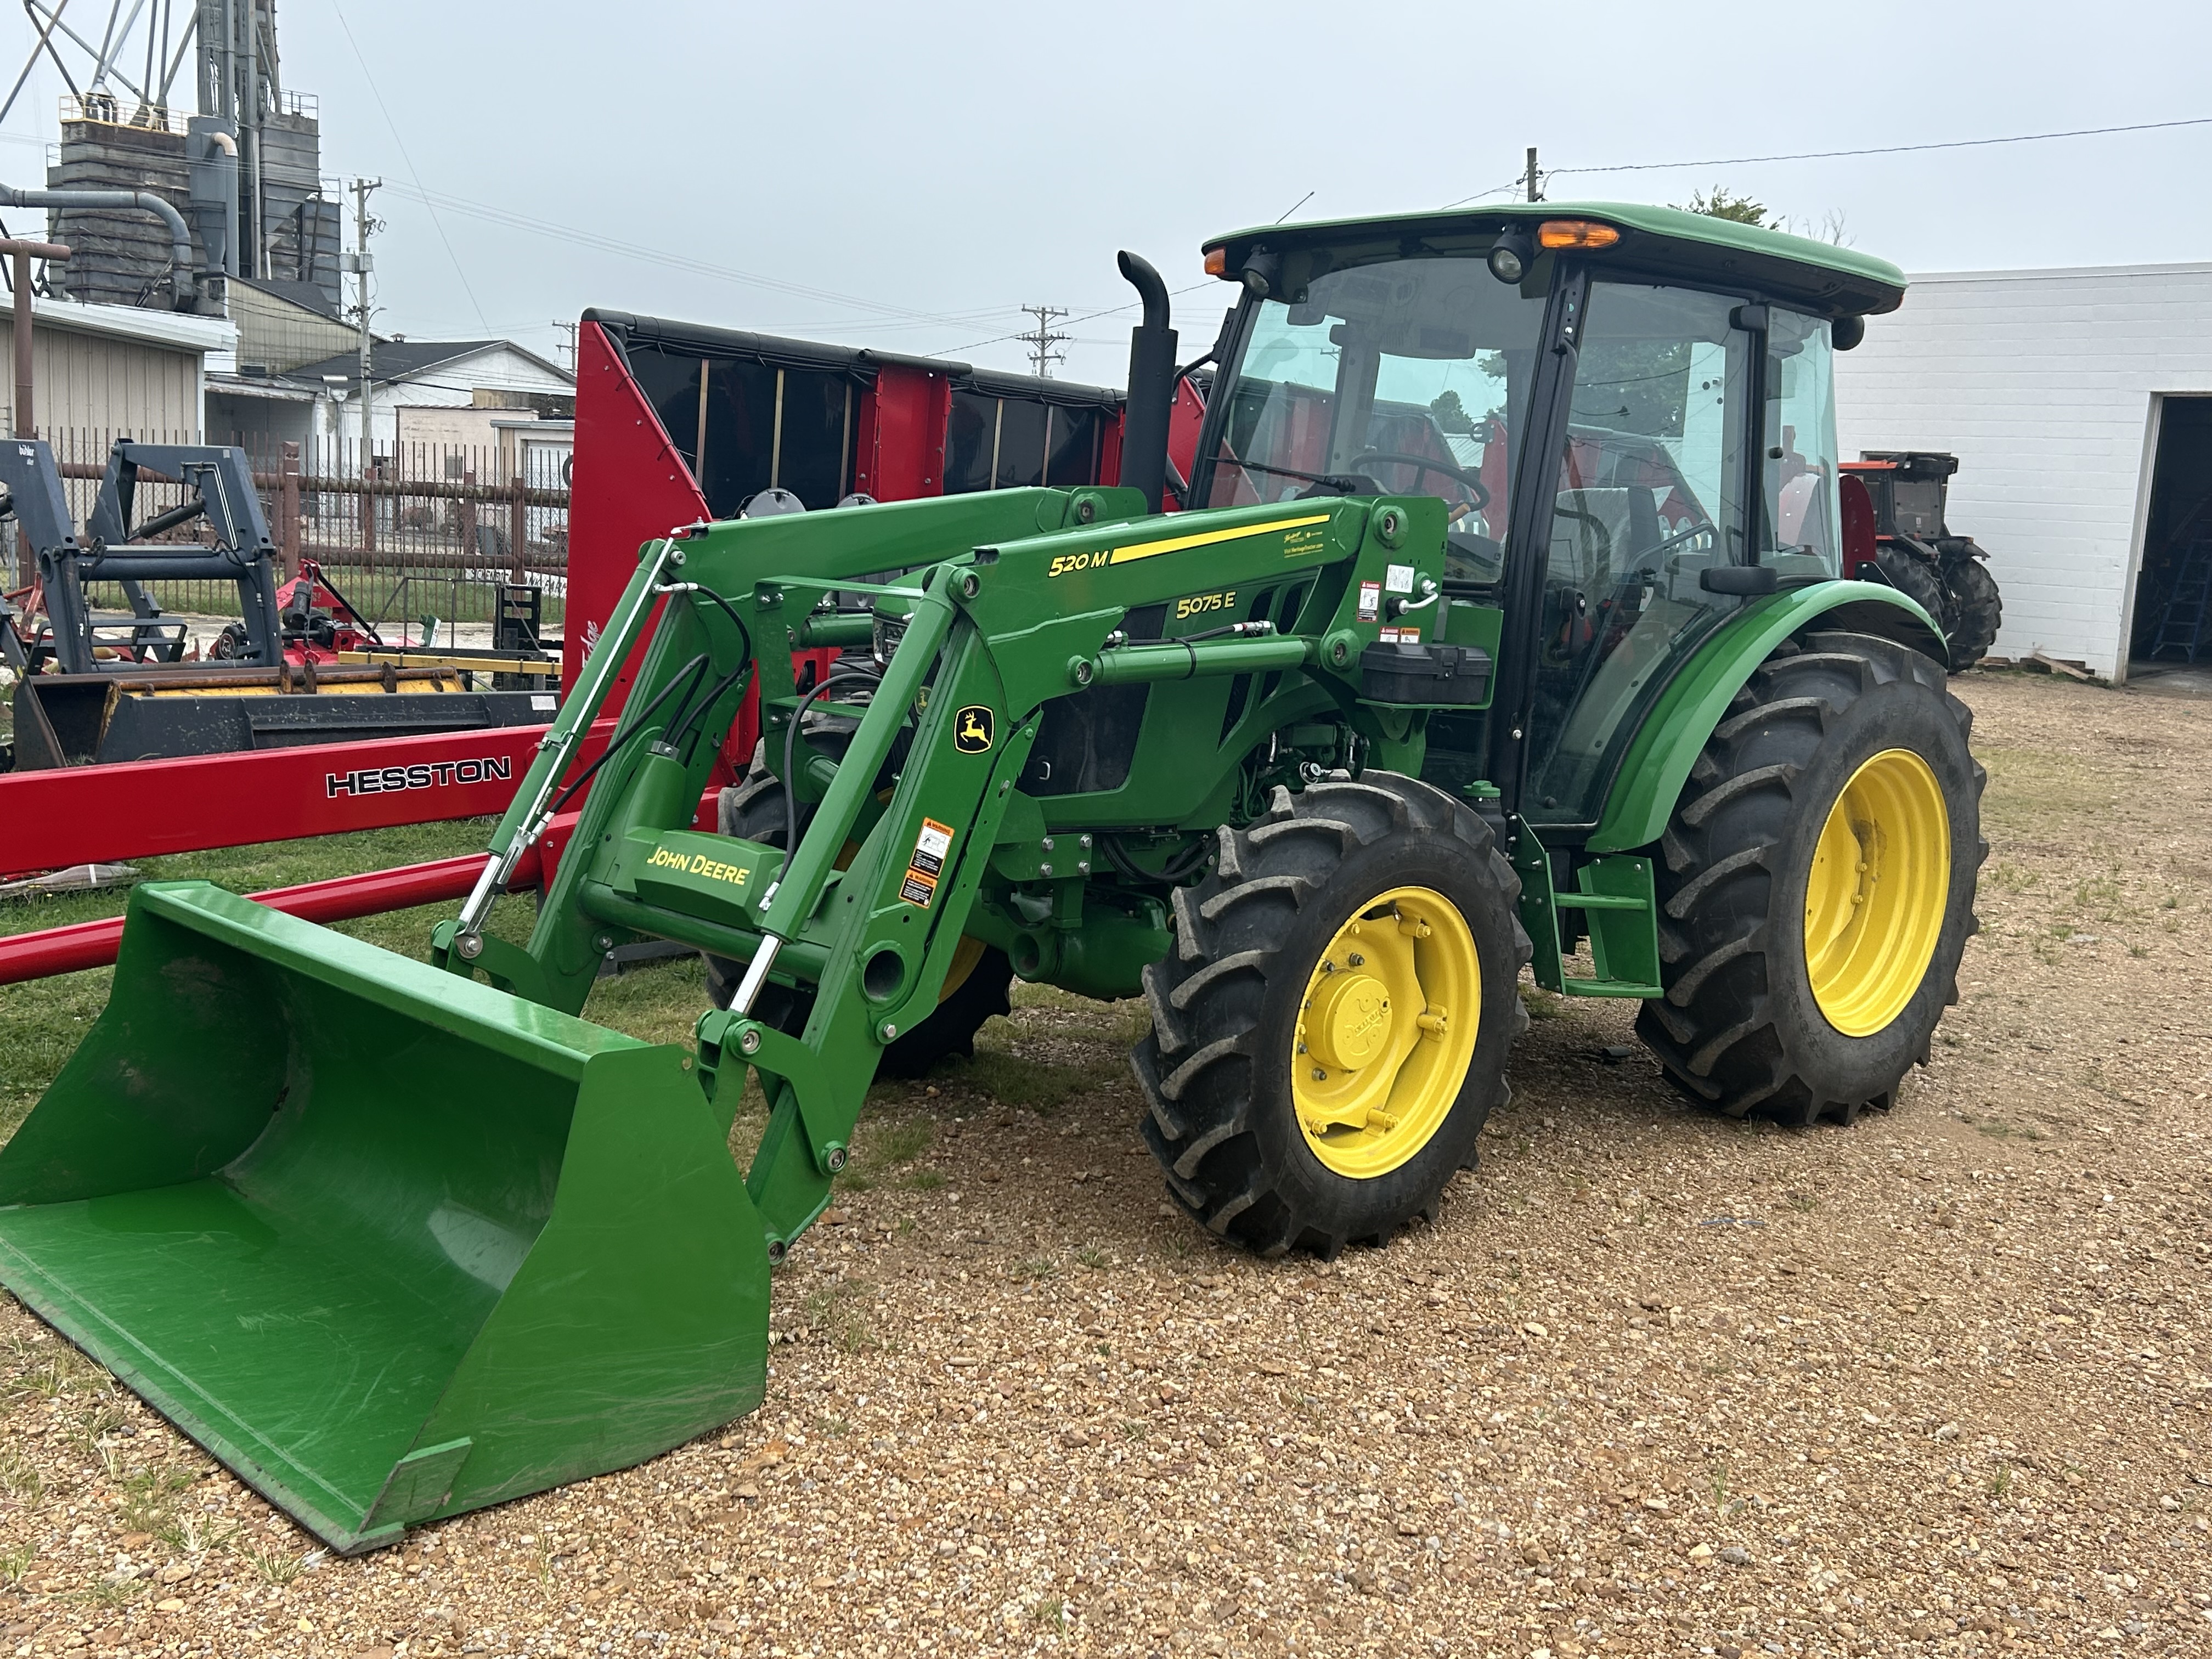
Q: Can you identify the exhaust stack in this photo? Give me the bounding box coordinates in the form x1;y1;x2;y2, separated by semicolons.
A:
1116;251;1177;514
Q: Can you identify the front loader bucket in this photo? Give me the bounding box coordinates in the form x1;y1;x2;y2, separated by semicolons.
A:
0;883;769;1553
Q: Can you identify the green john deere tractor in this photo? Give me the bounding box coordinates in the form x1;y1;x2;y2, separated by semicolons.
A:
0;203;1983;1551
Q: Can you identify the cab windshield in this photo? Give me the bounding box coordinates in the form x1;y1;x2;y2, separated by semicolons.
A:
1198;253;1549;584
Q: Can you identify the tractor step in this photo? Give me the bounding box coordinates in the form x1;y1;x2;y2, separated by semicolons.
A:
1513;825;1664;999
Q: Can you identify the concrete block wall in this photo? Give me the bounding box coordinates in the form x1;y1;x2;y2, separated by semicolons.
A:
1834;262;2212;680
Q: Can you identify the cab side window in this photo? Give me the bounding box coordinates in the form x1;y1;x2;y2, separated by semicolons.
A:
1523;282;1753;823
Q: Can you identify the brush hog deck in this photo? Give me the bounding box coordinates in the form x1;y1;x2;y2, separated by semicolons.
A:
0;883;770;1554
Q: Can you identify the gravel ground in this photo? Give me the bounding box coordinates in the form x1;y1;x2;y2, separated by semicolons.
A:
2;668;2209;1659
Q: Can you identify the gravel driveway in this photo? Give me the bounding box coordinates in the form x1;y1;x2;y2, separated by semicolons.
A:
1;668;2207;1659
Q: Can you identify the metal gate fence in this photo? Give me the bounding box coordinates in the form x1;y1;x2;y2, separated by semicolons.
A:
6;430;572;647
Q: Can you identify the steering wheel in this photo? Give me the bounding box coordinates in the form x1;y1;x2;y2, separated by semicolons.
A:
1347;450;1491;511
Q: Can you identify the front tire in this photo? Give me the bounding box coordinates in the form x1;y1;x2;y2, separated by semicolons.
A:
1133;774;1530;1256
704;773;1012;1073
1636;630;1985;1124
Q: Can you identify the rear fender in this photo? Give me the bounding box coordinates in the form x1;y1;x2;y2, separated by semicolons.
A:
1585;580;1943;854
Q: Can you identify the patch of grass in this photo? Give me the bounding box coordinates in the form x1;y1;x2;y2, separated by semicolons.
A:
1984;861;2037;894
800;1280;879;1355
0;1542;33;1583
118;1462;199;1539
854;1118;933;1179
1119;1419;1149;1440
812;1414;851;1438
952;1051;1102;1116
2073;870;2124;919
1519;984;1567;1020
1015;1254;1058;1282
902;1169;946;1192
240;1539;311;1584
1785;1194;1818;1213
12;1347;99;1402
1007;983;1150;1046
1076;1244;1111;1269
0;1448;43;1505
1976;741;2106;838
1988;1463;2012;1499
1031;1595;1066;1630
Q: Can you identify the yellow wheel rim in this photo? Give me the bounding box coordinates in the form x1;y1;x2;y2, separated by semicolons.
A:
1290;885;1481;1180
938;935;987;1005
1803;748;1950;1037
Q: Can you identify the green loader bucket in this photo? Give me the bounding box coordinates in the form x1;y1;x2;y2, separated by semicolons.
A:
0;883;769;1553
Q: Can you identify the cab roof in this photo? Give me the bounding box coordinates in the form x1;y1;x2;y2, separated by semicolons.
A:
1202;200;1908;319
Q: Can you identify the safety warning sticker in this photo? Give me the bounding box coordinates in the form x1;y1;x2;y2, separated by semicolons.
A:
900;816;957;907
1357;580;1382;623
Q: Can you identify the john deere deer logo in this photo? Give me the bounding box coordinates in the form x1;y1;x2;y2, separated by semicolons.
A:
955;706;994;753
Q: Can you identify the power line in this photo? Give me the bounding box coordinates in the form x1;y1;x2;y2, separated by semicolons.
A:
949;283;1213;357
1446;113;2212;208
1016;304;1069;377
330;0;489;334
376;180;1022;333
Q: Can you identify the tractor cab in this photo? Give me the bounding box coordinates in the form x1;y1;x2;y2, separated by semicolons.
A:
1189;204;1906;831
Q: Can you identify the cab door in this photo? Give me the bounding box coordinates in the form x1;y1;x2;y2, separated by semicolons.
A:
1514;278;1760;827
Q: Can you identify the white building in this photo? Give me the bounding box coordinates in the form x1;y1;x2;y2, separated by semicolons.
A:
1834;262;2212;684
283;338;575;472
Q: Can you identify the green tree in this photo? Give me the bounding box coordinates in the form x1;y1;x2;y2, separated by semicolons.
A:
1675;186;1769;226
1430;388;1476;435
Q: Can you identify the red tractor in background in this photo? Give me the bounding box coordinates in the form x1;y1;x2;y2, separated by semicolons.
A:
1839;451;2001;672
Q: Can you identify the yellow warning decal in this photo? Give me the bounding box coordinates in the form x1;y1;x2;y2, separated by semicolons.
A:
900;816;957;908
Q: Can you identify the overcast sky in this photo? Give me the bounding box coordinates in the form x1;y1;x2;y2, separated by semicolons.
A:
3;0;2210;386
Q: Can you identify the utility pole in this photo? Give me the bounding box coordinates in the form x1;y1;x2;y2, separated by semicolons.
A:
551;319;578;372
1525;147;1542;204
346;177;381;471
1017;304;1070;379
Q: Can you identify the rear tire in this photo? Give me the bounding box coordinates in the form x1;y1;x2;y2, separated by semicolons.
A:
703;773;1012;1073
1132;774;1530;1257
1635;630;1985;1124
1939;552;2002;672
1873;543;1944;629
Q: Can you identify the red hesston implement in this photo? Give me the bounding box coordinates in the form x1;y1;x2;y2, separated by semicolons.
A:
2;312;1143;969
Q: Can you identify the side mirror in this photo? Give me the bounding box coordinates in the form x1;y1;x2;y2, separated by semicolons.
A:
1832;314;1866;351
1700;565;1780;596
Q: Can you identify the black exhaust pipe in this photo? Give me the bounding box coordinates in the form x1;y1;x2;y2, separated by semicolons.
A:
1116;251;1178;514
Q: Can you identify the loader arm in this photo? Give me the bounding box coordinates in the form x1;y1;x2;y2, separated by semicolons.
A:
549;492;1455;1255
440;485;1459;1257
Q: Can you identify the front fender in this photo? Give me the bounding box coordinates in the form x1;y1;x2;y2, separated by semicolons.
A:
1585;580;1943;854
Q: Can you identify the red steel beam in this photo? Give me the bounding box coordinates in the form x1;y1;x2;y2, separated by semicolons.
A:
0;720;616;878
0;851;522;986
0;779;720;987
